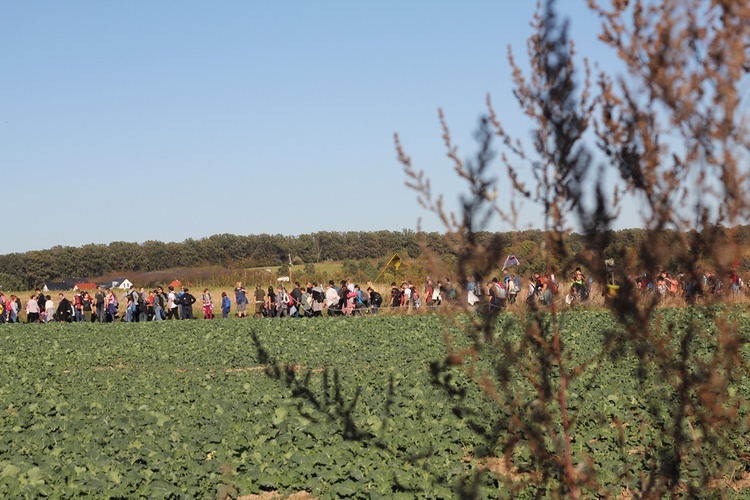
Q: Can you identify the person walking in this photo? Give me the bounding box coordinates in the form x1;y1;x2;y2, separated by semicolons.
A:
276;286;290;318
152;290;164;321
234;282;249;318
73;291;84;322
82;292;93;322
180;288;196;319
253;285;265;318
94;286;106;322
44;295;55;322
166;286;180;320
220;292;231;319
56;293;72;322
201;288;213;319
26;295;41;323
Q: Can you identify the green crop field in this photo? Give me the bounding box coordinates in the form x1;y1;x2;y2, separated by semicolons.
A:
2;311;750;498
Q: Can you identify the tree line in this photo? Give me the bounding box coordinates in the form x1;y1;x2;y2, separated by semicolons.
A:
1;225;749;290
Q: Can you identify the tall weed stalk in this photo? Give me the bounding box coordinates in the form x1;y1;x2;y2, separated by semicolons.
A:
396;0;750;496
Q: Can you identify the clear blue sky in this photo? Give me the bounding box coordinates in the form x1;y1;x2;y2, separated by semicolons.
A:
0;0;633;255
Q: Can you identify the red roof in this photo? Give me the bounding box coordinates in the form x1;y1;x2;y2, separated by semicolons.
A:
74;282;98;290
169;280;182;288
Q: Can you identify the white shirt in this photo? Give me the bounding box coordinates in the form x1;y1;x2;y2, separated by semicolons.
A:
26;299;40;314
325;287;339;307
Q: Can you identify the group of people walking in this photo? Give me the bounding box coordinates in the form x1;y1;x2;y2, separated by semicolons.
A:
2;286;129;323
232;281;384;318
0;274;525;323
119;285;233;322
0;285;228;324
6;263;743;325
0;270;562;324
1;286;132;323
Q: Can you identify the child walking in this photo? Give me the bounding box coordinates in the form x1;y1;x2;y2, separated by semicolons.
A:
221;292;231;319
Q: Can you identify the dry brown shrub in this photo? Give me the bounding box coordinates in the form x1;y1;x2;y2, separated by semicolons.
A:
396;0;750;497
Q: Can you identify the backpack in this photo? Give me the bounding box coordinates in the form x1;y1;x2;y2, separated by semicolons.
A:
495;282;507;299
411;287;419;301
172;294;182;306
312;289;324;303
547;276;559;295
371;291;383;306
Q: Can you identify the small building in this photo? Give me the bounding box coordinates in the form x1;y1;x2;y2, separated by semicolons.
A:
62;278;87;288
43;282;69;292
73;282;98;291
111;278;133;290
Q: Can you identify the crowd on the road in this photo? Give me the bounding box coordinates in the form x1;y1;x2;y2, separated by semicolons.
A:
0;285;215;324
0;271;539;323
0;277;468;323
633;269;747;299
2;266;748;324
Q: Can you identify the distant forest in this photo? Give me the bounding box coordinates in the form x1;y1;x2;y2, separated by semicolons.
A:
1;226;750;290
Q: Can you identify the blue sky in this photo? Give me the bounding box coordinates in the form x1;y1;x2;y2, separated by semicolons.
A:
1;0;632;255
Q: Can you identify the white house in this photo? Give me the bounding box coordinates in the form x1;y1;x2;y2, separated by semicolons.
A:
111;278;133;289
